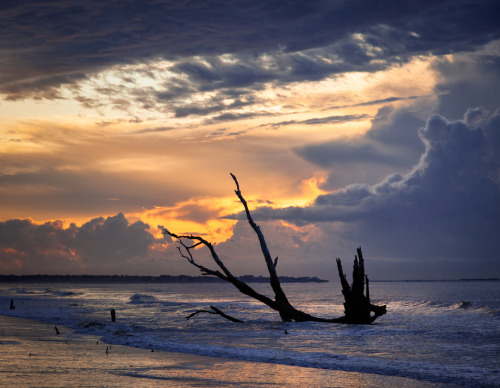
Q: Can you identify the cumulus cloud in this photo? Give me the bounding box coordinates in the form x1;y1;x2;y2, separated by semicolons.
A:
293;106;426;189
238;108;500;277
0;213;177;275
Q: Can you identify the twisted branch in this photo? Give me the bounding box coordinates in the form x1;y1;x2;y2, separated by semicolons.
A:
186;306;244;323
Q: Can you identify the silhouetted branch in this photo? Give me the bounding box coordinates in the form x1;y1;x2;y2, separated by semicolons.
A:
164;229;279;310
186;306;244;323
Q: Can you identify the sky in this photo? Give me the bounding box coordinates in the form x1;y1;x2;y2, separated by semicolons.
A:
1;0;500;280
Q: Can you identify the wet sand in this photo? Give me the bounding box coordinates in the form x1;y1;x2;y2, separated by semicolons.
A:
0;315;453;387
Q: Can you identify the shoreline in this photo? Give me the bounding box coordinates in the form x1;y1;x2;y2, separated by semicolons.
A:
0;314;455;387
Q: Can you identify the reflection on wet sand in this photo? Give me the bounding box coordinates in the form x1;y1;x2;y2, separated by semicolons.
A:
0;315;448;387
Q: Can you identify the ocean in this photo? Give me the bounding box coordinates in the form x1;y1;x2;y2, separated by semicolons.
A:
0;280;498;386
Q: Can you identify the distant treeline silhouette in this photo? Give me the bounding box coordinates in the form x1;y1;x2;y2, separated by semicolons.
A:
0;274;328;284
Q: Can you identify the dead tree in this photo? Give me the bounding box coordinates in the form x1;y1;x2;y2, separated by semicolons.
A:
336;248;387;324
164;173;386;324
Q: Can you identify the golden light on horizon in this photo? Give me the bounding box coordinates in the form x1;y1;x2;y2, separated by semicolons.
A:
135;172;331;244
1;52;441;235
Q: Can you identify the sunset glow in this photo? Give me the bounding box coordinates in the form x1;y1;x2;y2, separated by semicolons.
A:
1;1;499;279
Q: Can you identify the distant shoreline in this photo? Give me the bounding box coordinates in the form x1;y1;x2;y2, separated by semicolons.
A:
0;274;328;284
0;274;498;284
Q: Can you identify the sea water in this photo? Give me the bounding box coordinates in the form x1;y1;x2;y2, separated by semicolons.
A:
0;280;498;386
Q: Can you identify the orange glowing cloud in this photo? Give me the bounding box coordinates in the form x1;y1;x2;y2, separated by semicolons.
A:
135;172;331;244
137;196;239;243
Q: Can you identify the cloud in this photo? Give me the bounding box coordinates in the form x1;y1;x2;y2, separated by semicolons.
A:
0;165;174;219
1;0;499;100
173;95;261;119
2;1;500;280
268;114;370;129
323;95;426;110
293;106;426;189
236;108;500;276
0;125;245;220
432;52;500;120
0;213;173;275
213;219;338;278
3;108;499;278
287;43;499;192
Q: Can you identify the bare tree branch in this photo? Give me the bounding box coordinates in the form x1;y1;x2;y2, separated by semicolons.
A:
163;230;279;310
186;306;244;323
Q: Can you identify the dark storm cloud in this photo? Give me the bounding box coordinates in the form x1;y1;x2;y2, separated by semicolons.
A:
241;108;500;270
0;213;159;274
172;59;276;91
1;0;499;99
295;140;399;167
172;92;259;118
432;55;500;120
294;107;425;173
289;52;499;190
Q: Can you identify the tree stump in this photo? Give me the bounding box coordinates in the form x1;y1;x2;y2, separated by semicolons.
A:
336;247;386;324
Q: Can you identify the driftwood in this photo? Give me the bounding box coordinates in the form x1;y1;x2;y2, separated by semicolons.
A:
186;306;244;323
164;173;386;324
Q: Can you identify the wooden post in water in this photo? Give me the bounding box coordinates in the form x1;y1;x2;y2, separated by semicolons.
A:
110;309;116;322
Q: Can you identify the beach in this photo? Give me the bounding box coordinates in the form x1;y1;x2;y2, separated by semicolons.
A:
0;315;451;387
